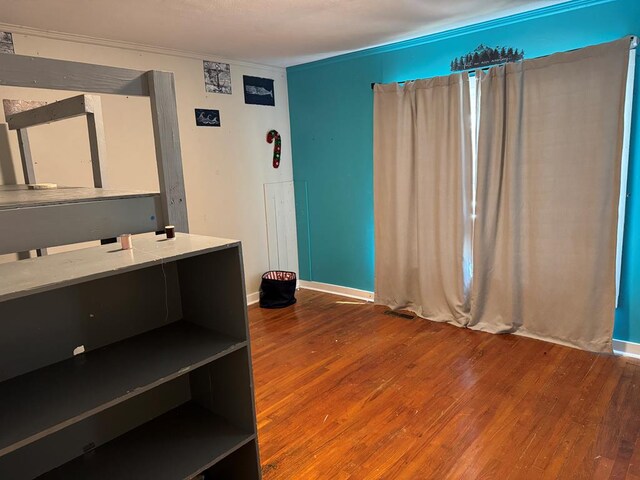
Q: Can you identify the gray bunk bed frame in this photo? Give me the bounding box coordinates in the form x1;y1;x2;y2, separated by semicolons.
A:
0;52;189;254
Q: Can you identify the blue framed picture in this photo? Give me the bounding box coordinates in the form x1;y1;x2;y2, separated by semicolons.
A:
243;75;275;106
195;109;220;127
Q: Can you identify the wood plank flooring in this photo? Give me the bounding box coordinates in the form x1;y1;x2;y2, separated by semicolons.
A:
249;289;640;479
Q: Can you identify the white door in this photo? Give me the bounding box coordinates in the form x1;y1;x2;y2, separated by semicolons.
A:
263;181;299;274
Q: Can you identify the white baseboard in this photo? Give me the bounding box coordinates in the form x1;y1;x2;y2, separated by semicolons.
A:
298;280;374;302
613;339;640;360
246;291;259;306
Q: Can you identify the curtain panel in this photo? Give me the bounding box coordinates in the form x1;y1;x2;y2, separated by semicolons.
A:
469;37;631;352
373;74;473;325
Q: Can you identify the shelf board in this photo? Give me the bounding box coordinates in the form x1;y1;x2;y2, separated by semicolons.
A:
37;402;255;480
0;321;246;457
0;185;158;210
0;185;166;254
0;232;240;302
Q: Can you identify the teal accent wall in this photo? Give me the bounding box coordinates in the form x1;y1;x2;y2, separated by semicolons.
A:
287;0;640;342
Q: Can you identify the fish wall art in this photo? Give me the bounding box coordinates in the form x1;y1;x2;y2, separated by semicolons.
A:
243;75;275;106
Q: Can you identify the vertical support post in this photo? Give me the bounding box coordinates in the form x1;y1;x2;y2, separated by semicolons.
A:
85;96;108;188
147;71;189;232
16;128;47;257
16;129;36;184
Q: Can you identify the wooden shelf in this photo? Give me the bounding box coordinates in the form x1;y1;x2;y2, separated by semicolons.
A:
0;185;166;255
0;321;246;457
37;402;255;480
0;185;158;210
0;232;239;302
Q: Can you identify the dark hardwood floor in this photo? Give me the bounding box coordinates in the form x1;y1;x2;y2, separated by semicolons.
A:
248;289;640;479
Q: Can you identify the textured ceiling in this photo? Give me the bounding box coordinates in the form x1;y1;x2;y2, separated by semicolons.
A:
0;0;566;67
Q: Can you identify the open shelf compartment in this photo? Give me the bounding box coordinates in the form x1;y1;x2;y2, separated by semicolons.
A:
0;321;246;457
2;349;259;480
37;402;256;480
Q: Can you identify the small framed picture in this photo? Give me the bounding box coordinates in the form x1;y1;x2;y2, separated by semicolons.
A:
195;109;221;127
243;75;275;106
203;61;232;94
0;32;14;54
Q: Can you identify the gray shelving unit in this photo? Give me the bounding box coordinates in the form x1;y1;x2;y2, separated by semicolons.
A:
0;233;261;479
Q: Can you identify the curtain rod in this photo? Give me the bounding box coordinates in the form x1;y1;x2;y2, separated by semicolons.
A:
370;67;488;89
370;35;638;90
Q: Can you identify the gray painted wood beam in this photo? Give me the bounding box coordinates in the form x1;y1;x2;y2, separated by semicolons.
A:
15;129;35;184
0;53;149;96
85;97;108;187
7;94;96;130
15;129;47;257
147;71;189;232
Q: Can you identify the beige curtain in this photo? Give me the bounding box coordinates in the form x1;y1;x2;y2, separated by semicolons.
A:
374;74;473;325
470;37;631;352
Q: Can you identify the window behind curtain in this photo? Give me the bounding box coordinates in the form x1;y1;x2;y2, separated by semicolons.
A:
465;61;633;305
616;51;636;306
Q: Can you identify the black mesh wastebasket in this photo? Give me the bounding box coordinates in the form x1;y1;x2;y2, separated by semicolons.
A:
259;271;297;308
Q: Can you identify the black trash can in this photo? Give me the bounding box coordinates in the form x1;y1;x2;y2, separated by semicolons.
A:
259;271;297;308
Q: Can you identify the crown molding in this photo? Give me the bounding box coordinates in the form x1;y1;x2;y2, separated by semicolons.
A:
0;22;285;73
287;0;617;72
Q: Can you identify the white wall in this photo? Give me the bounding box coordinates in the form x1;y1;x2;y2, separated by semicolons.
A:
0;29;297;296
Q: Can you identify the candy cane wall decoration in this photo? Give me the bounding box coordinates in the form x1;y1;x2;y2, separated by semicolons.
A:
266;129;281;168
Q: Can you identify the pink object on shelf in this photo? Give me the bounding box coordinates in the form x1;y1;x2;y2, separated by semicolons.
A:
119;234;132;250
